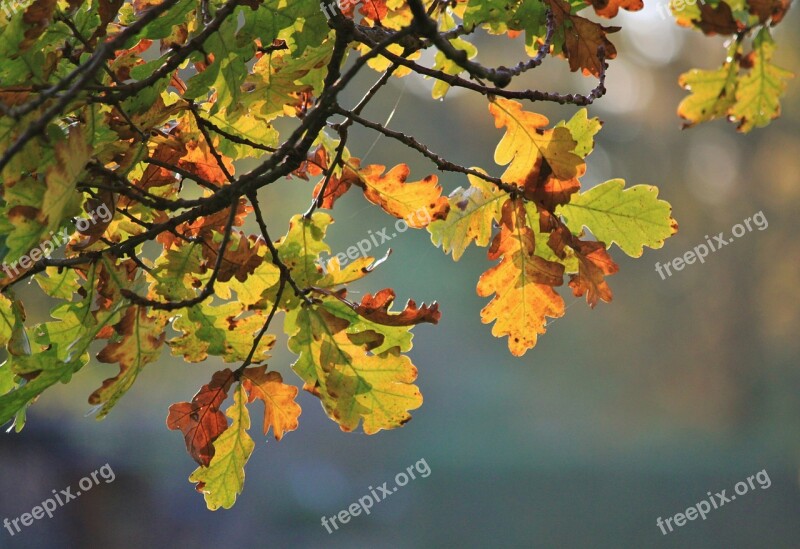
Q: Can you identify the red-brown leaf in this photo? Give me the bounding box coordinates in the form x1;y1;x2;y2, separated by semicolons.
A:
546;0;619;77
694;2;741;35
167;369;235;466
354;288;441;326
568;240;619;308
200;231;265;283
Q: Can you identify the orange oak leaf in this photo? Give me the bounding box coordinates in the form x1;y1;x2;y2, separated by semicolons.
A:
240;366;301;440
360;0;389;20
298;146;353;209
523;161;584;211
178;138;236;186
769;0;792;23
185;198;252;238
489;98;584;191
476;200;566;356
294;146;328;180
297;146;356;209
312;166;361;210
157;198;251;249
568;240;619;308
586;0;643;18
354;288;441;326
167;369;235;466
546;223;573;259
134;139;187;198
354;163;450;228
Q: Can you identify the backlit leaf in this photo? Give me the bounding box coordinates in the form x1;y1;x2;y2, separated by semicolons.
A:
189;384;255;510
730;28;794;133
477;199;566;356
489;97;583;186
89;307;168;419
427;173;505;261
167;369;234;466
241;366;301;440
285;299;424;434
558;179;678;257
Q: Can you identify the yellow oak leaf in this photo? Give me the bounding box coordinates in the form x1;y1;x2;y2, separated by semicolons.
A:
489;98;583;187
476;199;566;356
189;384;254;510
354;163;450;228
240;366;301;440
90;306;167;419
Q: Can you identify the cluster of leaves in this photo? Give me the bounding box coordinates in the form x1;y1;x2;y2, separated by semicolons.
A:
0;0;790;509
674;0;794;131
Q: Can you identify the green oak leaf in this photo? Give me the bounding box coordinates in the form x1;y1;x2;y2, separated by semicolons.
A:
558;179;678;257
730;28;794;133
190;384;255;511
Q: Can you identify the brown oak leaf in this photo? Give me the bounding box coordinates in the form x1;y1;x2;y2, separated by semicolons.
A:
167;369;234;466
546;0;619;77
354;288;442;326
694;2;741;35
568;240;619;308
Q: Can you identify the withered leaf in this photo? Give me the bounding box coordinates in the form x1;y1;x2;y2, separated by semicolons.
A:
167;369;234;466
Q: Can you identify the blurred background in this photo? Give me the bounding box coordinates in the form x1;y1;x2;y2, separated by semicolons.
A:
1;5;799;548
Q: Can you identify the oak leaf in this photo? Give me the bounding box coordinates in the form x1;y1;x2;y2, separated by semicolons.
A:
90;307;168;419
167;369;235;466
353;288;441;326
354;163;450;228
546;0;619;77
240;366;301;440
730;29;794;133
694;1;740;35
678;63;738;128
427;173;506;261
568;240;619;308
489;97;583;187
558;179;678;257
189;384;254;510
477;199;566;356
286;300;423;434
